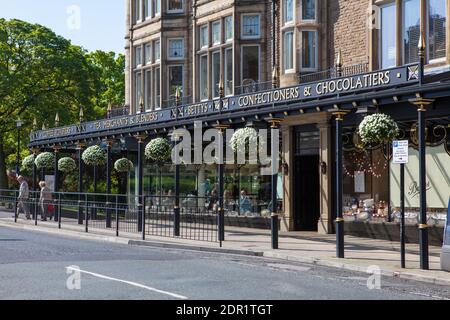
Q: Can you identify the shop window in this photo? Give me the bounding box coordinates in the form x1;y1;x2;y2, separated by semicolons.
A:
212;51;221;98
212;21;221;45
284;0;294;24
302;0;316;21
301;30;317;71
225;48;233;96
168;38;184;60
284;31;294;72
380;3;397;68
428;0;447;62
200;55;208;100
241;45;260;83
225;16;233;41
168;65;183;101
200;25;208;48
167;0;183;13
242;14;261;39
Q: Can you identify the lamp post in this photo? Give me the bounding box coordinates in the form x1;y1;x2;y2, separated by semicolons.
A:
15;119;24;175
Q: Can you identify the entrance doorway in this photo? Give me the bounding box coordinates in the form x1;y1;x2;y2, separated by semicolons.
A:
293;126;320;231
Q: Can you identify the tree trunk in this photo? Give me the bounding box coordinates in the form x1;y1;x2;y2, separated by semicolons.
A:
0;138;9;190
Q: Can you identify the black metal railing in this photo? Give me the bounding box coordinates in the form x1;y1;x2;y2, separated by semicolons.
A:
234;81;273;95
0;189;218;243
298;62;369;84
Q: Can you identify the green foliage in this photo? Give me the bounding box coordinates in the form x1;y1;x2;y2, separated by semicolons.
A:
358;113;399;145
145;138;172;163
58;157;76;173
82;145;106;166
35;152;55;169
114;158;133;173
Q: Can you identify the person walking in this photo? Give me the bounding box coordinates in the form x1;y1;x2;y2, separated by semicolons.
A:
39;181;52;221
16;175;31;220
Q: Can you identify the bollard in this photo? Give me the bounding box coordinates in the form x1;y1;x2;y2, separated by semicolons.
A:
271;213;279;250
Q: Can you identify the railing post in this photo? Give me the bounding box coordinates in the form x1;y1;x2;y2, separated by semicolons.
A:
76;142;85;225
34;194;38;226
214;122;229;245
105;139;113;228
135;134;146;232
142;196;146;240
116;195;119;237
53;145;60;222
58;193;61;229
172;131;181;237
14;190;17;223
85;194;89;233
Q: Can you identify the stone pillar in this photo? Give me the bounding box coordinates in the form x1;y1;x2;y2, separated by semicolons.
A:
317;121;333;234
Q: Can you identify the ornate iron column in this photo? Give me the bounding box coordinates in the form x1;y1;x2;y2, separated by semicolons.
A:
214;124;229;244
135;134;147;233
105;139;113;228
76;142;85;225
331;109;350;258
172;132;181;237
267;118;283;249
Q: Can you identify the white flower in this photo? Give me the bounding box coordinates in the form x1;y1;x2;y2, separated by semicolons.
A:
82;145;107;166
58;157;76;173
358;113;399;145
114;158;134;172
145;138;171;163
35;152;55;170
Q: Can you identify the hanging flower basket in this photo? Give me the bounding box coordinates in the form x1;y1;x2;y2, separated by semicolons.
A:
358;113;399;145
229;128;266;163
82;145;107;166
145;138;172;163
58;157;76;173
35;152;55;170
114;158;134;173
22;155;35;170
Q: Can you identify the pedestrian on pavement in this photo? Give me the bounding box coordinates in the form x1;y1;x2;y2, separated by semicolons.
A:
39;181;52;221
16;175;31;220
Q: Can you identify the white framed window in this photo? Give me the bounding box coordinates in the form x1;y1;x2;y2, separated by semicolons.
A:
224;47;233;96
212;51;221;98
135;46;142;67
241;45;260;84
154;67;161;109
428;0;447;63
301;0;316;21
284;0;294;24
168;38;184;59
241;14;261;39
283;31;294;72
135;0;142;23
200;25;209;49
301;30;318;71
212;21;221;45
380;3;397;69
144;69;152;110
199;55;208;101
145;43;152;64
154;39;160;61
135;72;142;111
225;16;233;42
167;0;183;13
153;0;161;16
168;65;184;101
144;0;151;19
402;0;420;64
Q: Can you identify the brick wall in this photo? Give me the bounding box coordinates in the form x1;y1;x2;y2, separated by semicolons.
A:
328;0;370;67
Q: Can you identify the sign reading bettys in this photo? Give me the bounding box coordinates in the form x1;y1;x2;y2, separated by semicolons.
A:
31;65;419;141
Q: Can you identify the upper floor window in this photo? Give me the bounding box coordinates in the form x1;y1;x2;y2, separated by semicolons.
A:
135;46;142;67
153;0;161;15
403;0;421;64
155;39;161;61
242;14;261;39
145;43;152;64
135;0;142;23
200;25;209;48
144;0;150;18
284;31;294;72
225;16;233;41
380;3;397;68
168;38;184;59
301;30;318;70
212;21;221;45
284;0;294;24
302;0;316;21
167;0;183;13
428;0;447;62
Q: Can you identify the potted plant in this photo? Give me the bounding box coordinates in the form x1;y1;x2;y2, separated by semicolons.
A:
358;113;399;145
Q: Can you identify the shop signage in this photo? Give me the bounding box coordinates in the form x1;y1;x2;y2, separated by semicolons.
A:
30;64;419;142
393;140;409;164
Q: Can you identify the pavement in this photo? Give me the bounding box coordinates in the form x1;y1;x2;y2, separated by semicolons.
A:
1;209;450;288
1;225;450;300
